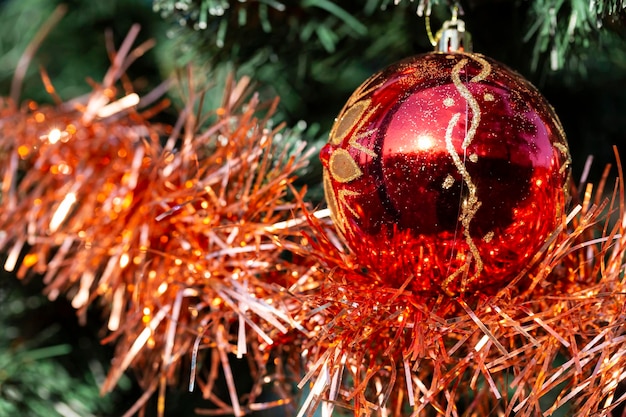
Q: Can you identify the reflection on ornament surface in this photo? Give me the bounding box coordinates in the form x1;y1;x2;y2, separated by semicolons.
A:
321;52;571;296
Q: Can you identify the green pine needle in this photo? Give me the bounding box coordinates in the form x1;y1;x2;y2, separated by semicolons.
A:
301;0;368;36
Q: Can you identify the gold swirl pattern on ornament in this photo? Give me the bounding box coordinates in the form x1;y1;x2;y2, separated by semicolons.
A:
327;187;361;237
329;149;363;183
442;113;483;294
348;79;382;107
442;174;455;190
324;171;347;236
467;54;491;83
338;189;361;218
452;58;483;149
324;176;353;237
441;55;492;295
350;128;378;158
553;142;571;175
327;95;383;241
553;141;572;211
330;99;371;145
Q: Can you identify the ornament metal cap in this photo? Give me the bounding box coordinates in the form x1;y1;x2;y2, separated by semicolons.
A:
435;14;472;53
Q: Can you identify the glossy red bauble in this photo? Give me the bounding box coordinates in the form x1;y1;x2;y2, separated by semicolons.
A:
320;52;571;296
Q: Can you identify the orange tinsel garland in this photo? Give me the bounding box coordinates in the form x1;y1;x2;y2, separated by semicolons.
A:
0;27;315;416
296;155;626;416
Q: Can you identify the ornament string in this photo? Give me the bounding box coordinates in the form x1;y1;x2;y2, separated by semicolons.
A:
424;15;437;47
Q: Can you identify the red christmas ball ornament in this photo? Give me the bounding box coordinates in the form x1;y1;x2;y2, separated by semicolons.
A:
320;22;571;297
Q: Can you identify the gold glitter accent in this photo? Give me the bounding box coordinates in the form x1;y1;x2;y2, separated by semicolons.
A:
348;75;384;107
468;54;492;83
442;174;455;189
350;128;378;158
330;96;380;161
323;170;361;237
443;97;455;107
441;54;493;295
446;55;456;59
483;231;494;243
338;189;361;219
554;142;571;175
442;112;483;295
330;99;370;145
451;59;481;149
323;171;346;235
484;93;495;101
338;189;361;234
329;149;363;183
469;153;478;163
